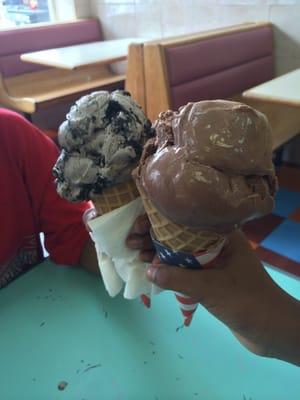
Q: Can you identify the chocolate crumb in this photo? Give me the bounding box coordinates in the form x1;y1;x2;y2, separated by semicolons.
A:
83;364;101;373
58;381;68;391
176;324;185;332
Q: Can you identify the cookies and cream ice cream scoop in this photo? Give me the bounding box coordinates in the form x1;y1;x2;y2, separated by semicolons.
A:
53;90;155;309
53;90;153;203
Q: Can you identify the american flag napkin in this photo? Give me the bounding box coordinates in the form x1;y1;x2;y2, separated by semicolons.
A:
151;233;225;326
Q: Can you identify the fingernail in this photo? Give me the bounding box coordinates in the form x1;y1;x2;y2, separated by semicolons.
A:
82;207;97;232
146;266;158;282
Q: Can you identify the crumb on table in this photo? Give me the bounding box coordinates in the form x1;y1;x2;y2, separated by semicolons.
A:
58;381;68;391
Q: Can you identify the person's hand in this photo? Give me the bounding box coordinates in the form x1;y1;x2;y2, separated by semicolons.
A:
82;207;97;232
83;210;155;268
126;214;155;262
146;230;300;365
146;230;272;347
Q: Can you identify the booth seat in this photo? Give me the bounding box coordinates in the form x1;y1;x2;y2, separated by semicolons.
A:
142;22;300;150
0;19;124;131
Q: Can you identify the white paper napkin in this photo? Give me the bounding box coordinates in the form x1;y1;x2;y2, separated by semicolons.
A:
88;198;161;300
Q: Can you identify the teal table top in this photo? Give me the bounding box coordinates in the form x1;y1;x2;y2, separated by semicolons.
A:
0;260;299;400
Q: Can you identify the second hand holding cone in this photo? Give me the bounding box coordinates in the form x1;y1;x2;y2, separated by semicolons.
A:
53;90;155;304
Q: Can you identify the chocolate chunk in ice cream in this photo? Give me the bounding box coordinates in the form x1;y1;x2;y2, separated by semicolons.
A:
135;100;277;233
53;90;154;202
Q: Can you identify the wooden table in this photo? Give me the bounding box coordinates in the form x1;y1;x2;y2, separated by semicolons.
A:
243;68;300;107
20;38;145;70
0;259;299;399
241;69;300;151
1;38;145;114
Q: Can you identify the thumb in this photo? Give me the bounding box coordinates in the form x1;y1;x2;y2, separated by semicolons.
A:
146;264;217;300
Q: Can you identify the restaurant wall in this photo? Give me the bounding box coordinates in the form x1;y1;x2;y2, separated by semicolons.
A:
74;0;92;18
86;0;300;163
88;0;300;76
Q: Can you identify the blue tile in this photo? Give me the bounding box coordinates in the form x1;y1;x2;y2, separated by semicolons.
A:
261;220;300;263
273;188;300;217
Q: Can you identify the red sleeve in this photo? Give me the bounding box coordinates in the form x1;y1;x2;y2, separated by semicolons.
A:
0;109;90;265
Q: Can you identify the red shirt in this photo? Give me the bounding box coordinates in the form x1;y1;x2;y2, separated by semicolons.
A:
0;109;90;288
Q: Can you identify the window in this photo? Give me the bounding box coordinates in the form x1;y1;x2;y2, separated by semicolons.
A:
0;0;78;29
0;0;52;28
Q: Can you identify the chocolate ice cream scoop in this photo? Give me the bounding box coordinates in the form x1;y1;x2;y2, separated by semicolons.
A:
136;100;277;233
53;90;153;202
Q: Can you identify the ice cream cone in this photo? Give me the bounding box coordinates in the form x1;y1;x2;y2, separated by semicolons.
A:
131;100;276;326
92;180;139;215
135;180;225;325
136;180;224;253
53;91;155;308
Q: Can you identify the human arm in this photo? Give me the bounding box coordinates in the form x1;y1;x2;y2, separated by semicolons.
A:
126;215;300;366
79;237;99;275
147;230;300;366
27;124;99;274
2;110;98;273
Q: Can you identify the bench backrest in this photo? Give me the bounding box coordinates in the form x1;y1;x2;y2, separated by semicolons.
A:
143;22;273;121
0;19;102;78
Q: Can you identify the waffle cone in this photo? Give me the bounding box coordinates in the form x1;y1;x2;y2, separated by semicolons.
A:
92;180;139;215
136;181;223;253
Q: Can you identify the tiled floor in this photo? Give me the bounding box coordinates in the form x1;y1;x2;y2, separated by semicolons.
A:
243;164;300;277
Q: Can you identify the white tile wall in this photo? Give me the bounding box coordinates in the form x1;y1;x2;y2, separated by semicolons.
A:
270;5;300;57
160;1;190;37
135;0;163;39
54;0;77;21
90;2;137;38
74;0;92;18
81;0;300;163
217;5;269;25
95;0;135;3
85;0;300;77
187;1;223;33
